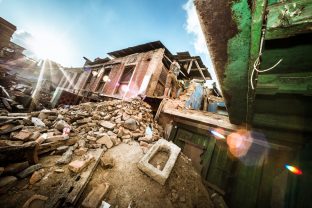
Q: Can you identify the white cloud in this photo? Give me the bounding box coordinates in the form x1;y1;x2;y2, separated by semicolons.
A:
182;0;221;90
183;0;207;55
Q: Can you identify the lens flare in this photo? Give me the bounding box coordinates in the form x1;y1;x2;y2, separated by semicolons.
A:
285;164;302;175
210;130;225;139
226;129;253;158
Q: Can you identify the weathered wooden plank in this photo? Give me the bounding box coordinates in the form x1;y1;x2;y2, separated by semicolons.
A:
203;181;226;196
0;116;29;120
38;137;78;154
175;117;217;131
162;108;237;131
7;113;30;117
246;0;267;123
266;0;312;39
154;98;165;121
201;136;216;180
194;0;252;125
256;72;312;95
0;125;24;135
206;141;235;191
253;113;312;132
47;148;104;208
65;148;104;206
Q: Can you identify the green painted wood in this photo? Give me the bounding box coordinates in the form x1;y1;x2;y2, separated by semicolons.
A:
170;123;186;150
201;136;216;180
196;0;312;207
261;34;312;75
266;0;312;40
229;159;264;208
257;148;295;207
222;0;252;124
257;72;312;95
175;128;211;147
253;127;306;145
206;141;235;190
253;113;312;132
254;94;312;117
294;143;312;208
168;123;178;142
268;0;280;5
246;0;268;123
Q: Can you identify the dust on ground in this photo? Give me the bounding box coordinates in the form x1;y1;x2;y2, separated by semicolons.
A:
79;142;213;208
0;142;213;208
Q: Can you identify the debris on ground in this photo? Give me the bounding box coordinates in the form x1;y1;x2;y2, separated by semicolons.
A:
0;98;215;208
0;70;52;112
79;143;213;208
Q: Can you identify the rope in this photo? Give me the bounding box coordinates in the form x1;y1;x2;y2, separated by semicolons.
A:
250;29;283;90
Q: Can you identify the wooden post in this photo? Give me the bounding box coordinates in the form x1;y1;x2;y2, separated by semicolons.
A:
194;60;207;81
187;59;194;74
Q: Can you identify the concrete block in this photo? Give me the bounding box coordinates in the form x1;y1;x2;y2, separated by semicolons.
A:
137;138;181;185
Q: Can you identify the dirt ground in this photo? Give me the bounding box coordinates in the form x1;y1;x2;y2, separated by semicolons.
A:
79;142;213;208
0;142;213;208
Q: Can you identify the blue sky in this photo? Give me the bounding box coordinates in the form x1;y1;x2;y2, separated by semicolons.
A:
0;0;216;80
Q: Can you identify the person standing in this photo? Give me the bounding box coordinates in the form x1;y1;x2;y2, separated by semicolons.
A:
164;59;180;98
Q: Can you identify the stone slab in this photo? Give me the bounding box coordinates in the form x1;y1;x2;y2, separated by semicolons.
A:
137;139;181;185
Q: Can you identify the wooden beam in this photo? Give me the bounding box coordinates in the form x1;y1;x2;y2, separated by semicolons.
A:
163;54;187;78
48;148;105;208
253;113;312;132
174;117;233;134
194;59;207;80
190;67;207;71
163;54;172;63
265;0;312;40
176;58;200;62
187;59;193;74
246;0;267;124
162;108;237;131
256;73;312;95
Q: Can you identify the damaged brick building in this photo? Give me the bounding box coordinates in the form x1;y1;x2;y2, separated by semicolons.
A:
52;41;211;107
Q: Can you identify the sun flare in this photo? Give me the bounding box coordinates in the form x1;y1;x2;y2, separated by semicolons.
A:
26;29;72;65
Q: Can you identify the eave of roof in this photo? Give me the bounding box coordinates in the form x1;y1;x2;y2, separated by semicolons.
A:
107;41;173;58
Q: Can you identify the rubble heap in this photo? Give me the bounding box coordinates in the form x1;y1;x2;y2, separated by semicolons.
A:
0;98;164;196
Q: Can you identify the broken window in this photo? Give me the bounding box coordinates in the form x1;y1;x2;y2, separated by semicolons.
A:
119;65;134;84
84;73;95;92
96;68;111;93
115;65;135;96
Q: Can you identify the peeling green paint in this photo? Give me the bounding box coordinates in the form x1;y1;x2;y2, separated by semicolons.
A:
268;0;279;5
223;0;251;124
266;0;312;40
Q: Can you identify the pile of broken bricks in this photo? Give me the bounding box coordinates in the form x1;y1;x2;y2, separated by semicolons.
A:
0;98;165;206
